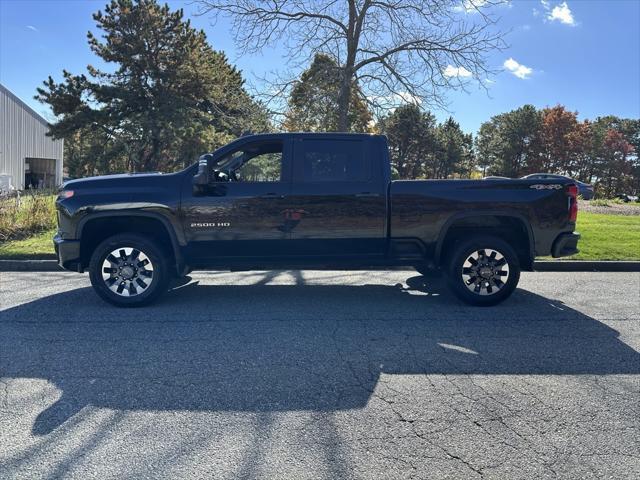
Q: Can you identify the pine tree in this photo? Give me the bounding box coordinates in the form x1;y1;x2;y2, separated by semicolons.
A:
476;105;542;177
283;54;372;133
434;117;475;179
37;0;269;173
377;104;437;179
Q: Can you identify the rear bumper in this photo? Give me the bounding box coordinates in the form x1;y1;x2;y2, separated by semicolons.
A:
53;234;82;271
551;232;580;258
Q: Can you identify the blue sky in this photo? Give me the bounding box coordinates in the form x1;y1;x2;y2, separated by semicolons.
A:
1;0;638;133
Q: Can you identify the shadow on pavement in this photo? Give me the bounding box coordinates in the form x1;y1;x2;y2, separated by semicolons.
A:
1;273;638;436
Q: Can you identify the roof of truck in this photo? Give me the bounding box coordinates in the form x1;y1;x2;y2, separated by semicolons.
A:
240;132;384;139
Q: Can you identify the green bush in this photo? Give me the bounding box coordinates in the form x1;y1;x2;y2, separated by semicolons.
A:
589;199;610;207
0;190;57;242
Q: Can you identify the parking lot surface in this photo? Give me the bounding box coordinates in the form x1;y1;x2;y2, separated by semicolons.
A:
1;270;639;479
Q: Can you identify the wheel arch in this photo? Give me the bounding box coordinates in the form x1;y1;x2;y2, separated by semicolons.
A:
434;212;535;270
77;212;184;274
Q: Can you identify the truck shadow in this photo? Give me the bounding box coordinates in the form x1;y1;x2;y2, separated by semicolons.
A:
1;273;638;436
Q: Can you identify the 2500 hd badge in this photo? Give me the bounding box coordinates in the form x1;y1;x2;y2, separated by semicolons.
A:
190;222;231;228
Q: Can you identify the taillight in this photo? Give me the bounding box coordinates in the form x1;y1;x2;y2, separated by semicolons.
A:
58;190;74;199
566;184;578;222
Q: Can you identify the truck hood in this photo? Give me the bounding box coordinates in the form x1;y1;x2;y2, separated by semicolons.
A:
62;172;166;190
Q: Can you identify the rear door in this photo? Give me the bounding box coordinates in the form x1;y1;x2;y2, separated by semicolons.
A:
287;136;387;257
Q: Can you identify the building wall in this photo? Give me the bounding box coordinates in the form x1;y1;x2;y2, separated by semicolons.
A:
0;84;64;190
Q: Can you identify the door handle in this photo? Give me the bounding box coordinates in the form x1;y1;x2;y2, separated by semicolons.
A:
355;192;380;198
259;193;285;199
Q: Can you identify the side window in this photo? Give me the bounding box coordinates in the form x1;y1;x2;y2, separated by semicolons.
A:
300;139;369;182
217;141;283;182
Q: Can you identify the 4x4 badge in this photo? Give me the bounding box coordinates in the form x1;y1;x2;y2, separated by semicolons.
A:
529;184;563;190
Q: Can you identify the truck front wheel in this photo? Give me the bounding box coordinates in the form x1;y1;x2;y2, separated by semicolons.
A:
445;236;520;306
88;233;170;307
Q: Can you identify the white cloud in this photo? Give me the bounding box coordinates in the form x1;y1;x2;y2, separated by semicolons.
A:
455;0;513;14
503;58;533;79
367;91;422;107
454;0;487;13
26;25;38;32
540;1;576;26
392;91;422;105
443;65;473;78
548;1;575;25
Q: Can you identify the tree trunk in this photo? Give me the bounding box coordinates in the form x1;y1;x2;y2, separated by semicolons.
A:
336;71;352;132
337;1;358;132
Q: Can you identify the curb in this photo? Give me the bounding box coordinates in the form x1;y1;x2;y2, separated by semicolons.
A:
0;260;62;272
533;261;640;272
1;259;639;273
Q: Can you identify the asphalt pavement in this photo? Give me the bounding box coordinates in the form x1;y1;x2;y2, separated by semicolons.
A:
1;270;639;479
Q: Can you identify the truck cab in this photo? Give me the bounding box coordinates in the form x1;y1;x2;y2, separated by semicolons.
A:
183;133;390;266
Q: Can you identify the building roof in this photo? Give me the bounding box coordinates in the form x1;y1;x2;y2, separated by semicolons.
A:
0;83;51;128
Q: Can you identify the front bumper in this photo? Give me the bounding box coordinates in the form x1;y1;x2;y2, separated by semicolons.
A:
53;233;82;271
551;232;580;258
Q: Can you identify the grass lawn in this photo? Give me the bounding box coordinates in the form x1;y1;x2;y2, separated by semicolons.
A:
0;229;57;259
0;212;638;261
563;212;640;261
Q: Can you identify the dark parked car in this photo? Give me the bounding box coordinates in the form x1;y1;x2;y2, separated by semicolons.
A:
617;194;639;203
55;133;580;307
521;173;594;200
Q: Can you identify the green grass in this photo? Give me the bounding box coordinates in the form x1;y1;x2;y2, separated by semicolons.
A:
0;211;638;261
0;229;57;259
563;212;640;261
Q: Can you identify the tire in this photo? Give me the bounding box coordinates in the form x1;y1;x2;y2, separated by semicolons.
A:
173;267;193;278
445;236;520;306
88;233;170;307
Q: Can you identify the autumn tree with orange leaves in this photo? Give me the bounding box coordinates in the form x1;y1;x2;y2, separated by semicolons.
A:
477;104;638;197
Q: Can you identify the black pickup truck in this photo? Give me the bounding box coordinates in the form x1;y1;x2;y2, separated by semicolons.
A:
54;133;580;307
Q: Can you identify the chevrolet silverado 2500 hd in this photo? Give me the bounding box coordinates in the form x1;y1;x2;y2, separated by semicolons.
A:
54;133;580;307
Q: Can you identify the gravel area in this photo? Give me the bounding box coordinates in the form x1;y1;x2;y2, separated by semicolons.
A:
580;200;640;215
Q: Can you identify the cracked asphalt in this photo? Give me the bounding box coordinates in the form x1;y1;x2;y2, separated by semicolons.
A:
1;270;639;479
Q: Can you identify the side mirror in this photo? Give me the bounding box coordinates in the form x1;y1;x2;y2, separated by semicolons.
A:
193;154;214;186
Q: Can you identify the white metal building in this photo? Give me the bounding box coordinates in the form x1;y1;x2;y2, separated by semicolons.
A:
0;83;63;190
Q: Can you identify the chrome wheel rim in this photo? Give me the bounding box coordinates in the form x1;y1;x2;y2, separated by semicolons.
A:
461;249;510;296
101;247;154;297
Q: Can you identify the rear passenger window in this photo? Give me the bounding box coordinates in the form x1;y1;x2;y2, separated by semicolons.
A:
300;140;369;182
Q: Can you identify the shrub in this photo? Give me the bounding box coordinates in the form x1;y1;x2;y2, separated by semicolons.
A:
589;199;611;207
0;190;57;242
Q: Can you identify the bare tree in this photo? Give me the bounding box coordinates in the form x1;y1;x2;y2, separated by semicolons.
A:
196;0;507;131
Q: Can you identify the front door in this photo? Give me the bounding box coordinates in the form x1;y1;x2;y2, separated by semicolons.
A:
182;138;293;262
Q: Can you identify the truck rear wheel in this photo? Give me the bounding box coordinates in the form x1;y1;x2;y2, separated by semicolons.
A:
88;233;170;307
445;236;520;306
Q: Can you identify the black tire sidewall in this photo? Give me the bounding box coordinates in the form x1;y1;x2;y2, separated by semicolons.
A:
446;236;521;306
89;234;169;307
